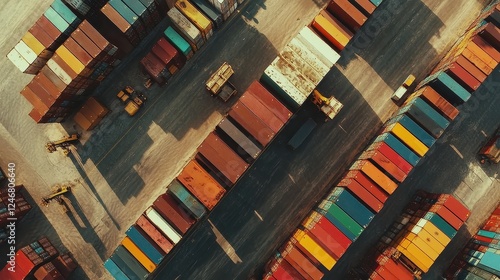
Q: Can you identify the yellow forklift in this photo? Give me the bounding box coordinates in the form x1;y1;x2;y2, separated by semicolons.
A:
45;134;80;156
311;90;343;122
41;184;72;213
117;86;147;116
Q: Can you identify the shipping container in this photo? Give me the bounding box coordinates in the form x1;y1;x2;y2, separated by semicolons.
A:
98;3;137;52
113;246;149;279
37;15;65;47
478;22;500;51
279;258;306;280
164;26;193;59
288;118;317;150
175;0;213;41
409;86;459;121
177;160;225;210
7;48;37;74
302;216;347;259
240;91;285;133
397;99;447;139
229;101;275;147
466;42;498;69
104;258;130;280
167;7;203;51
382;122;429;157
157;37;185;69
454;54;488;82
281;242;324;280
121;237;156;273
430;205;464;230
279;45;323;87
425;71;472;105
399;242;433;272
406;233;441;260
281;248;315;280
144;207;182;244
327;0;368;32
312;13;350;51
217;118;261;160
271;56;315;97
414;219;451;246
140;52;167;85
351;0;376;16
359;150;407;183
125;225;165;264
292;229;336;270
313;212;353;249
247;81;292;123
439;194;470;222
191;0;223;29
153;194;193;234
337;178;383;212
409;225;445;253
44;7;71;35
287;37;330;77
167;179;206;219
319;201;364;241
261;64;308;108
136;215;173;254
462;47;493;75
445;63;481;92
344;170;389;203
350;160;398;195
22;31;53;60
122;0;153;32
108;0;143;40
326;187;375;228
319;10;354;41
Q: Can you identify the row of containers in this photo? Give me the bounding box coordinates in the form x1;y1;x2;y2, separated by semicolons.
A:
349;191;470;279
261;1;500;279
445;204;500;279
104;80;294;279
0;237;77;280
0;185;32;244
141;0;245;85
104;0;387;278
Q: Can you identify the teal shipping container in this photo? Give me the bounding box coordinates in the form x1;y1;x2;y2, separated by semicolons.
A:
477;230;497;239
397;98;448;138
374;133;420;166
114;245;149;280
51;0;81;28
104;258;130;280
424;212;457;239
318;201;364;240
122;0;151;30
44;7;71;35
478;252;500;276
168;179;206;219
109;0;143;38
126;225;164;264
427;72;472;105
110;249;140;280
326;187;375;228
387;114;436;147
164;27;193;59
370;0;383;7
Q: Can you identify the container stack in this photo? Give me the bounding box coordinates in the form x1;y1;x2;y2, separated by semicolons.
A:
73;97;109;130
207;0;239;21
350;191;469;279
445;204;500;279
105;81;293;279
167;7;205;52
0;237;60;280
191;0;223;30
140;31;186;85
416;2;500;107
33;254;78;280
0;185;32;230
22;19;119;123
175;0;214;41
7;0;81;74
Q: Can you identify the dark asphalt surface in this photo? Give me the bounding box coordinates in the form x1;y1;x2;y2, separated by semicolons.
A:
151;1;497;280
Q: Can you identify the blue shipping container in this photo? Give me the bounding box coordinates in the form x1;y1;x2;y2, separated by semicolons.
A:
126;226;164;264
374;133;420;166
109;250;139;280
51;0;80;27
388;114;436;147
114;245;149;280
168;180;206;219
428;72;471;105
104;258;130;280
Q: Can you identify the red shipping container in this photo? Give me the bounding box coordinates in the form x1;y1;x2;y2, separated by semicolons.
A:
445;63;481;92
292;240;322;268
157;38;184;69
272;262;294;280
136;215;173;254
229;101;275;147
327;0;367;32
160;194;195;225
344;170;389;203
473;235;493;244
478;22;500;51
281;242;323;280
369;271;385;280
36;16;63;44
16;250;35;275
360;150;407;183
438;195;470;221
152;43;178;75
240;91;285;133
430;205;464;230
140;52;166;85
153;194;192;234
454;55;487;82
305;225;346;259
381;258;414;279
375;265;399;280
282;254;311;280
280;259;306;280
337;179;383;213
197;132;249;184
246;81;292;123
368;142;413;174
352;0;376;16
316;215;352;249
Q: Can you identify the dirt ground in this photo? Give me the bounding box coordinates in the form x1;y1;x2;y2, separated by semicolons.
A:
0;0;498;279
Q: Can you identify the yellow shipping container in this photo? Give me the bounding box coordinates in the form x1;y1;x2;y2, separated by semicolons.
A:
55;45;85;74
414;226;445;253
399;247;431;273
293;229;336;270
389;123;429;157
313;14;350;50
410;236;440;260
420;220;451;247
175;0;212;40
22;32;51;59
406;242;433;272
121;237;156;273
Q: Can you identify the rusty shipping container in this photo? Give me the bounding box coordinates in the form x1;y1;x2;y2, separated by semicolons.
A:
327;0;367;32
228;101;275;147
240;91;285;133
152;194;193;234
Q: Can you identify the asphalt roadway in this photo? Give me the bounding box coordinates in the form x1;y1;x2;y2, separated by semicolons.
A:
0;0;497;279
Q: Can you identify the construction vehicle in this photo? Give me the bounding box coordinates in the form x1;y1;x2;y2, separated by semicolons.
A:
206;62;237;102
117;86;147;116
312;90;343;122
392;74;416;103
479;127;500;164
45;134;80;156
41;184;72;213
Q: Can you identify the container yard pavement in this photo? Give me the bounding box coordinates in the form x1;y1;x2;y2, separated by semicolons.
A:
0;1;495;280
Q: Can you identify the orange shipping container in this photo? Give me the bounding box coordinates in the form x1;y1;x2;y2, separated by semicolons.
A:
312;14;350;51
461;48;493;75
359;150;407;183
327;0;367;31
466;41;498;69
319;10;353;41
412;86;459;121
177;160;226;210
454;55;487;82
349;160;397;194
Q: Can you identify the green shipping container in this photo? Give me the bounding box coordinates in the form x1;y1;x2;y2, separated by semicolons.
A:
51;0;81;27
320;201;364;239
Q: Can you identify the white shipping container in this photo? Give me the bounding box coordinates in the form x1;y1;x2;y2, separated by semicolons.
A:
168;8;202;47
286;38;329;77
271;56;315;97
47;59;72;85
298;27;340;67
264;65;307;106
7;48;30;72
280;46;323;86
145;207;182;244
209;0;229;14
15;41;38;64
